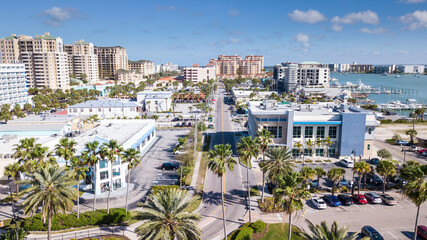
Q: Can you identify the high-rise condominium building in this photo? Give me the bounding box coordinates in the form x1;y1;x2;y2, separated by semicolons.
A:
94;46;128;80
64;40;99;83
0;33;69;89
274;62;330;93
128;60;154;76
154;62;179;73
208;55;264;79
0;63;28;105
182;64;216;84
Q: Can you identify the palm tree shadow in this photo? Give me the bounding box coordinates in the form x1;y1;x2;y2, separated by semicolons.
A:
401;231;414;239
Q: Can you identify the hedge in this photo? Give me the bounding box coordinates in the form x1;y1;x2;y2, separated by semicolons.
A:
250;220;266;233
22;208;130;231
235;226;253;240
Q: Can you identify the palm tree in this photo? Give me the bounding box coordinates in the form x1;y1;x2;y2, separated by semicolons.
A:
122;148;141;213
305;139;314;158
315;137;323;160
327;168;346;195
70;156;88;219
300;166;316;184
294;141;303;160
101;140;124;214
298;219;358;240
30;145;55;167
274;172;311;240
323;137;334;157
55;138;77;166
82;141;100;211
406;129;418;143
314;167;326;190
136;188;201;240
262;147;295;186
13;138;37;170
257;128;273;202
400;160;421;182
404;167;427;240
377;160;397;193
19;164;77;240
352;161;371;194
237;136;259;223
207;144;236;239
4;162;22;194
414;108;425;120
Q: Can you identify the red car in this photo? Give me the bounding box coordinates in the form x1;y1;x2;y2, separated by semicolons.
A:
352;194;368;204
418;225;427;240
417;149;427;154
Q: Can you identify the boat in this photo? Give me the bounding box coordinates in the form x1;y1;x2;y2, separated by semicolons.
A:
396;75;400;78
330;78;338;81
382;73;388;76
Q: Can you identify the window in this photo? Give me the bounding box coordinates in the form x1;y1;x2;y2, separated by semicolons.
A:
316;149;324;156
100;171;109;180
101;182;110;193
80;108;83;112
328;147;336;157
109;108;112;112
293;126;301;138
303;149;312;156
368;128;372;134
329;126;337;138
99;160;108;169
113;179;121;190
316;126;325;138
305;127;313;138
266;126;283;138
367;144;371;150
113;168;120;177
89;108;92;112
292;149;299;157
98;108;101;112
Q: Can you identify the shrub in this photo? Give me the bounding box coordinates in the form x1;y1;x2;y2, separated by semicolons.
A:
380;119;392;124
150;185;180;194
315;160;322;163
394;119;410;123
391;133;402;141
325;159;332;162
250;186;260;196
340;186;349;193
305;160;313;163
250;220;266;233
235;226;253;240
258;197;283;213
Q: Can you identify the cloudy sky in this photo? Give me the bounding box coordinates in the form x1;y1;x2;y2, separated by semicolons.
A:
1;0;427;65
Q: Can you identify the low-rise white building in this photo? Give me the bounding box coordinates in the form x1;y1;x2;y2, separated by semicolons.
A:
397;65;425;74
137;91;173;113
182;64;216;84
0;63;29;106
68;99;142;119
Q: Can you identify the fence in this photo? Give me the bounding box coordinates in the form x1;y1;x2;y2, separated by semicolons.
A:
26;226;136;240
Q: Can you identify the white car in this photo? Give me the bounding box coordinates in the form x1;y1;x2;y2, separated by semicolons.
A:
174;150;187;155
311;197;327;209
339;159;354;168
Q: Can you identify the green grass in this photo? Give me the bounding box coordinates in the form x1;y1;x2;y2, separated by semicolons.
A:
228;223;302;240
183;194;202;213
250;186;260;196
196;152;209;192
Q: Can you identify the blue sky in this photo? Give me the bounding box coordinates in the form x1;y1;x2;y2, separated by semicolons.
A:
1;0;427;66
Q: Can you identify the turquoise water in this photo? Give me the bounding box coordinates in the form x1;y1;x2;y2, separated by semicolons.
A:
331;73;427;105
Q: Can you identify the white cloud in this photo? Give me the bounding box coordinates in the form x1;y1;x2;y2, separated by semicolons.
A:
38;7;82;26
400;10;427;30
360;27;387;34
288;9;327;23
295;33;310;48
331;24;343;32
403;0;425;3
228;9;240;17
331;10;379;25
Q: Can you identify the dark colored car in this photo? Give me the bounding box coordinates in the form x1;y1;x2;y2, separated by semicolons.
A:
187;122;192;127
323;195;341;207
361;226;384;240
417;225;427;240
159;162;179;170
364;192;382;204
369;158;380;165
171;117;181;122
182;122;187;127
337;194;354;206
365;173;384;186
352;194;368;204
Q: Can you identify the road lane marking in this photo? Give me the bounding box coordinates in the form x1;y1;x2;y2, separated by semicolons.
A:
387;231;398;240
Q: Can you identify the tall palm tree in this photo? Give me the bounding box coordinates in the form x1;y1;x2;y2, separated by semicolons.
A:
13;138;37;171
70;156;88;219
404;167;427;240
274;172;311;240
82;141;100;211
305;139;314;158
122;148;141;213
400;160;421;182
262;147;295;186
30;145;55;168
19;164;77;240
300;166;316;184
314;167;326;190
315;137;323;160
294;141;303;160
207;144;236;239
298;219;358;240
352;161;371;194
4;162;22;194
323;137;334;157
327;168;346;195
237;136;260;223
55;138;77;166
257;128;273;202
136;188;201;239
376;160;397;193
101;140;124;214
405;129;418;143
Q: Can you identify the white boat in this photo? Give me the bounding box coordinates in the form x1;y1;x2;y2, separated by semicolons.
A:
396;75;400;78
330;78;338;81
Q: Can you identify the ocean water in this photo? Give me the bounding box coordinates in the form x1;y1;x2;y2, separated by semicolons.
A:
331;73;427;105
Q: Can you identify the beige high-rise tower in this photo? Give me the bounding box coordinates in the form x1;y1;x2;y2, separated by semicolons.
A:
209;55;264;79
95;46;128;80
0;33;69;89
64;40;99;83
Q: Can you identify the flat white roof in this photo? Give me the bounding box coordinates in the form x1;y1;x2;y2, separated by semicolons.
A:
9;114;79;124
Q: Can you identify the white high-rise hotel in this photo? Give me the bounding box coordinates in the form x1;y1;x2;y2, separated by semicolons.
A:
0;63;28;105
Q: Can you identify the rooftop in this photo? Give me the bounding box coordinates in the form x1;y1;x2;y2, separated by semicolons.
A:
69;100;141;108
0;123;67;132
8;114;80;124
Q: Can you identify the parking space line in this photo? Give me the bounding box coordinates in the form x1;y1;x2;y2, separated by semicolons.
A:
396;203;404;208
369;204;376;209
387;231;398;240
353;205;361;210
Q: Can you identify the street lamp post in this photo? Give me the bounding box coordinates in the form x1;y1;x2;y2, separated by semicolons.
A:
401;148;407;165
8;176;19;240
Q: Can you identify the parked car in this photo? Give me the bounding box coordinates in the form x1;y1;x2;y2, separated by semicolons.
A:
339;178;348;187
339;159;354;168
361;226;384;240
208;124;214;129
380;194;397;205
187;122;192;127
310;197;327;210
308;179;319;188
171;117;181;122
396;140;409;145
323;195;341;207
417;149;427;154
410;146;422;152
159;162;179;170
352;194;368;204
174;123;181;127
417;225;427;240
369;158;380;165
181;122;188;127
365;173;384;186
174;150;187;155
337;194;354;206
208;117;213;122
364;192;382;204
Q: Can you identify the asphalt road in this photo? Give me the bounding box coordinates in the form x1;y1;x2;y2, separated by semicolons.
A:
198;87;249;240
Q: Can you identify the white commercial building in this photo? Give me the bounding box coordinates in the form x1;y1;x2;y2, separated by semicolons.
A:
68;99;142;119
339;64;351;73
182;64;216;83
0;63;28;105
137;91;173;113
397;65;425;74
274;62;330;93
154;62;179;73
